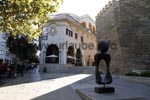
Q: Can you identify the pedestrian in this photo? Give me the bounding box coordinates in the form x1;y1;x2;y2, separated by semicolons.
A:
20;64;25;77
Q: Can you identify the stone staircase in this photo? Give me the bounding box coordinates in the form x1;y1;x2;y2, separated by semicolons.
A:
39;64;95;74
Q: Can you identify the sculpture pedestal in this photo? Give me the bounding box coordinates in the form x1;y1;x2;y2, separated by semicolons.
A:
95;87;115;93
77;88;147;100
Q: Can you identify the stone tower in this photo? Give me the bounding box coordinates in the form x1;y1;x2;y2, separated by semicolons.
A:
96;0;150;74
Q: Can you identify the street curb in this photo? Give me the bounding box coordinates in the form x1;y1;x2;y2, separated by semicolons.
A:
76;88;147;100
76;89;92;100
119;76;150;86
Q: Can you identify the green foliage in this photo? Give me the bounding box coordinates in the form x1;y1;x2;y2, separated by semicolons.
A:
125;71;140;76
6;34;38;62
125;71;150;77
0;0;63;39
141;71;150;77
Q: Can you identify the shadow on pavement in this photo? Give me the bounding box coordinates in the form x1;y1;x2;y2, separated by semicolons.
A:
31;85;81;100
31;75;93;100
31;75;150;100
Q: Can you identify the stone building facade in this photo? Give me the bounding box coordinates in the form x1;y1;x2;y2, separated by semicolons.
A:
0;32;12;63
96;0;150;74
40;13;97;67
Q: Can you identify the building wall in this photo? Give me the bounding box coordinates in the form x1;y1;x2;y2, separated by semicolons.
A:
96;0;150;74
82;30;97;66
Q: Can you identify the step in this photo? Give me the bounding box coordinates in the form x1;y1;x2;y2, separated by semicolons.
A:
76;88;147;100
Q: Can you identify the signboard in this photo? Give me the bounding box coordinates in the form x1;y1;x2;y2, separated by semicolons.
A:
42;27;49;40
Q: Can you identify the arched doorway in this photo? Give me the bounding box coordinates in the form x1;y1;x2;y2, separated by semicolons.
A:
67;46;75;64
76;49;82;66
46;44;59;63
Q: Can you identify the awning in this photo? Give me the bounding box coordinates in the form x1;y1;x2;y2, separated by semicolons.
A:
67;56;78;60
46;54;58;58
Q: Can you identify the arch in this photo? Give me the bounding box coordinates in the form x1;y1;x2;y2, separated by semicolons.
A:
46;44;59;63
76;48;82;66
88;23;92;32
67;46;74;56
67;46;75;64
93;26;96;33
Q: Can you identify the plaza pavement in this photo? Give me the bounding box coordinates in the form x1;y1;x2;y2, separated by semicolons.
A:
0;69;86;100
0;68;150;100
73;75;150;100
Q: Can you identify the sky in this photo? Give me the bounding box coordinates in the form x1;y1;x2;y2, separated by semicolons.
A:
56;0;111;21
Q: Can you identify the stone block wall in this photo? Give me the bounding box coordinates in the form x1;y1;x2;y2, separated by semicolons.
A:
96;1;124;74
118;0;150;71
96;0;150;74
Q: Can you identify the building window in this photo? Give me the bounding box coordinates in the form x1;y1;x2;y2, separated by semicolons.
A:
88;23;93;32
81;36;83;42
75;33;78;39
6;51;8;56
42;27;48;40
0;50;4;55
71;31;73;37
69;30;73;37
0;42;6;46
66;28;69;35
66;28;73;37
69;30;71;36
81;22;86;27
2;34;7;39
5;51;10;56
93;26;96;33
42;36;48;40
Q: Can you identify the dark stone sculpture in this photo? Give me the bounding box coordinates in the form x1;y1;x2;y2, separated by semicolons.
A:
94;40;115;93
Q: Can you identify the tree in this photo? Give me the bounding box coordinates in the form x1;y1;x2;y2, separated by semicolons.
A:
0;0;63;40
7;34;38;62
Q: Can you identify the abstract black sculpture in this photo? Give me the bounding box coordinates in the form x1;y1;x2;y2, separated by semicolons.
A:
94;40;115;93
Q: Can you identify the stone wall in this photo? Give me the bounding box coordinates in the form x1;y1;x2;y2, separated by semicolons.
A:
96;1;124;74
118;0;150;71
96;0;150;74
